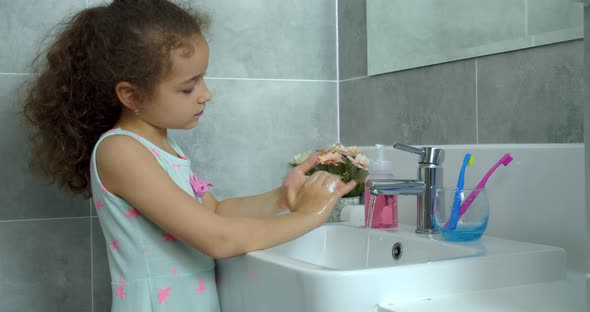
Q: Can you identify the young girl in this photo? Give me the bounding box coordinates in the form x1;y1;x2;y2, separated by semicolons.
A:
22;0;355;311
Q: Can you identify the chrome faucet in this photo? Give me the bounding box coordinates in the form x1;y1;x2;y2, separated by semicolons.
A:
366;143;445;234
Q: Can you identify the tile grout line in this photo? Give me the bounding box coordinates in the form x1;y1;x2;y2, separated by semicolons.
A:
340;75;367;83
0;73;337;82
89;199;94;312
205;77;337;83
528;0;535;47
524;0;529;37
335;0;340;143
0;216;89;223
0;72;34;76
85;42;93;312
475;58;479;144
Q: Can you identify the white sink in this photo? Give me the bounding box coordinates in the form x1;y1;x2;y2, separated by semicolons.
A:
216;224;566;312
268;224;481;269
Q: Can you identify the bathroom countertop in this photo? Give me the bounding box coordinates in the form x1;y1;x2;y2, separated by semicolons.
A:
377;280;576;312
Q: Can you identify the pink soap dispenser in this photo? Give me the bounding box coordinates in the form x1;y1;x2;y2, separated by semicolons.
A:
364;144;398;228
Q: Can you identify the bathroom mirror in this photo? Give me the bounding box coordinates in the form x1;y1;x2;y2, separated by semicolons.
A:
367;0;583;76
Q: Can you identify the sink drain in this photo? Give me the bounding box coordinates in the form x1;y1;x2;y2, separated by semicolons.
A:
391;242;402;260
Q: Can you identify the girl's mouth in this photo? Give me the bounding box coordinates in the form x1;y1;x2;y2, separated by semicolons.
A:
194;111;204;117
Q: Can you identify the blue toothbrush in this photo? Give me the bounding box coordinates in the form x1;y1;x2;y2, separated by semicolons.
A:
445;153;473;230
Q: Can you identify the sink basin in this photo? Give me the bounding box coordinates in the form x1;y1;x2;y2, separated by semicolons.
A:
216;224;566;312
267;223;481;269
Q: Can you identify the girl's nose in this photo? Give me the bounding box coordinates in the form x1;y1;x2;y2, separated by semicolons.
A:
199;84;212;104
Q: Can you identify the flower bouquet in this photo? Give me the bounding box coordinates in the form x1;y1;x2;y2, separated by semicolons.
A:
289;143;370;198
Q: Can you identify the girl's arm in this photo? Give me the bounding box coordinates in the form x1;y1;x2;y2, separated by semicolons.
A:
97;135;354;259
202;189;284;218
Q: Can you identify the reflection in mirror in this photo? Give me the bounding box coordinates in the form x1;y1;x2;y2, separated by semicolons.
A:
367;0;583;76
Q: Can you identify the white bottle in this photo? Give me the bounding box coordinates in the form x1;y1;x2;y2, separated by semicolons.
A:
364;144;398;228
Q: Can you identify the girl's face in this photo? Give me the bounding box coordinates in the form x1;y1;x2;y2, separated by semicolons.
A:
139;35;212;130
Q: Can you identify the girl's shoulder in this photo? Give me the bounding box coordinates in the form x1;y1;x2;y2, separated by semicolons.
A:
94;132;162;191
91;128;193;198
95;127;190;164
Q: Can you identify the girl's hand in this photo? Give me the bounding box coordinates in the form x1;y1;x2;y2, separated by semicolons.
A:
291;171;357;225
280;153;319;212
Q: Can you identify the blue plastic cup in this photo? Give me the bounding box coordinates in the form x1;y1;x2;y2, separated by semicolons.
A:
434;187;489;242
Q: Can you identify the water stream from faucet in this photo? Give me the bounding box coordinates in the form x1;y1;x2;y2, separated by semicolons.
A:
364;194;378;267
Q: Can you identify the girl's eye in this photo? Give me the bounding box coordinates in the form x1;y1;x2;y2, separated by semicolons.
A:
181;88;194;94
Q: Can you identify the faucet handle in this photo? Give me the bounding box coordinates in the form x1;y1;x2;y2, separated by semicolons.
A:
393;143;445;165
393;143;423;155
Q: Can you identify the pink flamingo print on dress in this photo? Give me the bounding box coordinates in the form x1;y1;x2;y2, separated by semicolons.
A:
178;154;188;160
162;233;177;241
115;275;127;300
158;287;172;305
115;284;127;299
190;174;214;198
99;182;108;193
109;240;120;250
149;146;161;157
95;200;105;210
124;209;140;218
171;163;181;168
195;278;206;294
172;267;177;275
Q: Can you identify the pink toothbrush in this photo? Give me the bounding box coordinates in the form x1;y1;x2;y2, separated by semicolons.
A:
457;153;513;219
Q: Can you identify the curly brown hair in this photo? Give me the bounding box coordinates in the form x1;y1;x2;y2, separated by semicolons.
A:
22;0;209;198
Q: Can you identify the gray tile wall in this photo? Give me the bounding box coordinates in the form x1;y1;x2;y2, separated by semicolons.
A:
530;0;583;35
201;0;337;80
337;0;366;80
478;40;583;143
0;0;338;311
365;0;582;75
4;1;585;311
339;0;584;146
0;1;92;311
340;60;477;145
584;5;590;309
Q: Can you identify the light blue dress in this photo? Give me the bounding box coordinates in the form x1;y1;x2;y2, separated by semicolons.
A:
90;127;220;311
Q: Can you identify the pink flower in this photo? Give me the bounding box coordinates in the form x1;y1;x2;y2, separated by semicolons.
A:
288;150;312;166
347;154;370;170
333;143;346;153
332;143;360;157
318;152;343;166
288;144;371;198
344;146;361;157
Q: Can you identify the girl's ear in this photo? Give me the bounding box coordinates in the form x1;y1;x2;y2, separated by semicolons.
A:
115;81;144;111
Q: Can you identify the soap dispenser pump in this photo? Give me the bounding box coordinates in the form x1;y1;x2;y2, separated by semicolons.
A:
364;144;398;228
